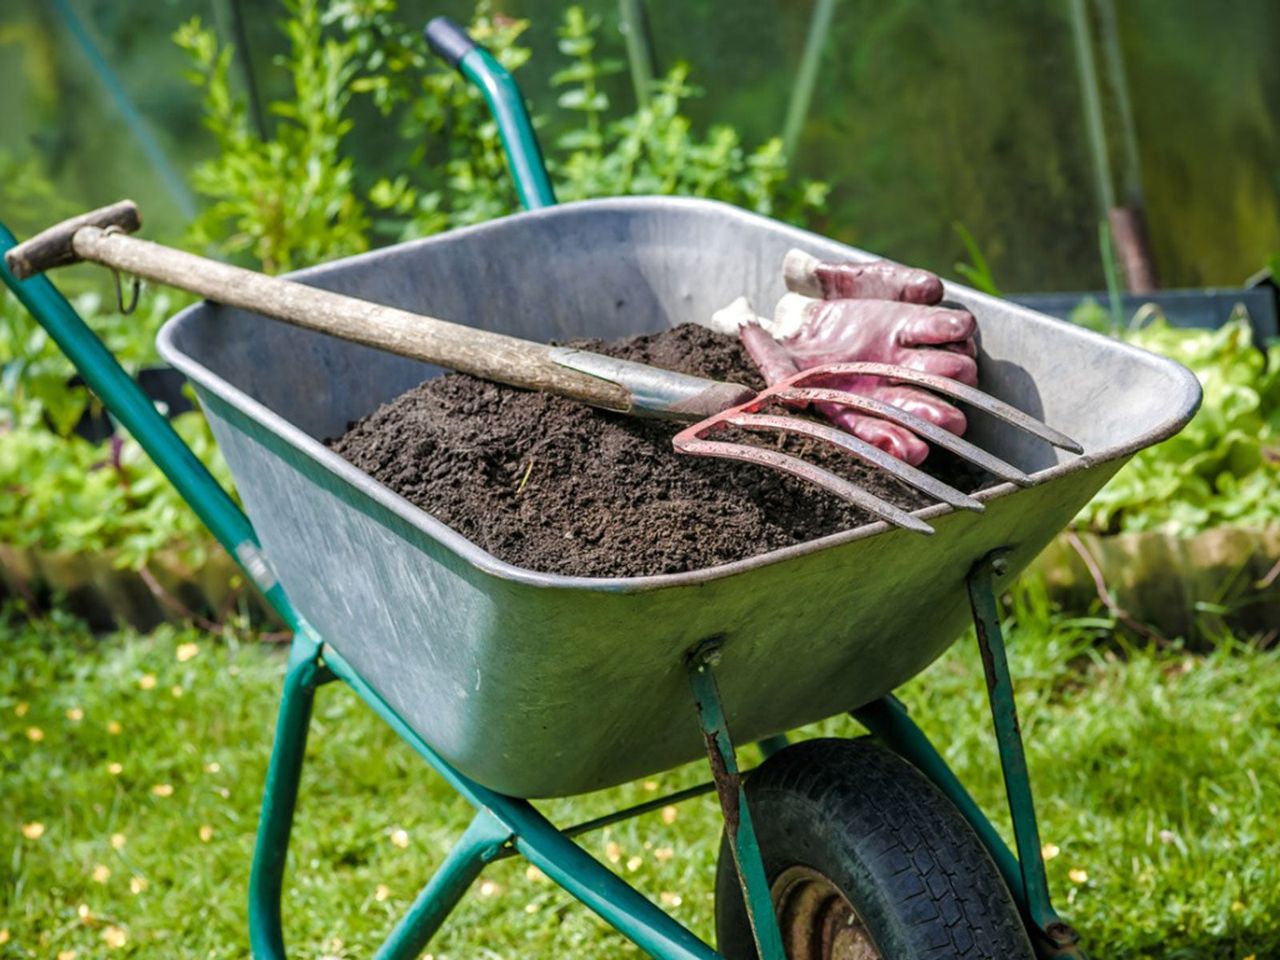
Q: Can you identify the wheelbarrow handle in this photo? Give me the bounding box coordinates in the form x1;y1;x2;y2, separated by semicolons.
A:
5;202;751;420
424;16;477;68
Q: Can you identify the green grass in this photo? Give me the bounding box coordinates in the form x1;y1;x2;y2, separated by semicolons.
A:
2;603;1278;959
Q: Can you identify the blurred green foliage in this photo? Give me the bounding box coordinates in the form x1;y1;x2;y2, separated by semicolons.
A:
174;1;824;260
0;414;231;569
175;0;371;272
1073;309;1280;535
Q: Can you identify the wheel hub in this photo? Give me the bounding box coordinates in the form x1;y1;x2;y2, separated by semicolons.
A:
771;866;882;960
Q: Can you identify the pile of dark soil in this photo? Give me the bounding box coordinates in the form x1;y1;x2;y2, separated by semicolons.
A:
329;324;984;577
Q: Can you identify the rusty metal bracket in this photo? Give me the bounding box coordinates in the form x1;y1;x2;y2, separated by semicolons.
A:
968;551;1086;959
687;637;786;960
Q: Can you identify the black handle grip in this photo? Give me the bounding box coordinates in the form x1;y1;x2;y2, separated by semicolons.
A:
424;16;478;68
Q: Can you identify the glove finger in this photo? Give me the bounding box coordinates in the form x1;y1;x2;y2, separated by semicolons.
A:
825;261;943;305
739;320;800;387
900;349;979;386
897;308;976;347
869;386;967;436
821;403;929;466
940;337;978;359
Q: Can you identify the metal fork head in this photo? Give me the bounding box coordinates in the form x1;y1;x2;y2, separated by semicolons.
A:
671;362;1083;535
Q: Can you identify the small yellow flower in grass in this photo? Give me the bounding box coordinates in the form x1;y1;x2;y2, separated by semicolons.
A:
21;821;45;840
199;824;214;843
643;780;659;792
524;902;539;914
57;949;77;960
130;876;148;895
526;865;548;883
205;761;221;773
1068;868;1089;885
1243;955;1256;960
107;762;123;776
107;720;122;735
661;805;678;825
26;726;44;742
101;926;128;949
151;783;174;798
626;855;643;872
14;701;28;717
77;904;92;921
66;707;84;722
389;828;409;848
138;674;157;690
176;642;200;662
660;892;683;907
374;884;390;902
654;847;674;863
1231;900;1245;914
170;685;184;698
478;880;500;897
1041;843;1059;861
110;833;127;850
92;864;112;884
604;840;622;864
0;928;8;945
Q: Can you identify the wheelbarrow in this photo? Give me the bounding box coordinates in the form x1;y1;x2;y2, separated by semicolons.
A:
0;18;1201;960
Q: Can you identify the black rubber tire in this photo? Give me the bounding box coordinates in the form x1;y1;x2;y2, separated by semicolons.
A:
715;737;1035;960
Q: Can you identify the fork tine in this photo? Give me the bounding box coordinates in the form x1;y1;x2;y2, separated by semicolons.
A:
792;362;1084;453
778;387;1033;486
672;434;934;534
726;412;984;512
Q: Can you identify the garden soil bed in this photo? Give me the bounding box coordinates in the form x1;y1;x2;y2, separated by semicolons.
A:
329;324;987;577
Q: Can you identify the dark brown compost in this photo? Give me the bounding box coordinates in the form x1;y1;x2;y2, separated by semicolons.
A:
329;324;984;577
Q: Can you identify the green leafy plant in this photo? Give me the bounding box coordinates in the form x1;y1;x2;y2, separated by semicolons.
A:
0;413;231;569
1;283;189;435
181;1;826;256
174;0;370;272
951;221;1002;296
1076;312;1280;535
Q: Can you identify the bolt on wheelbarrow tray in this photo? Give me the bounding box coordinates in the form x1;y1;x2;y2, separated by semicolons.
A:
157;196;1200;799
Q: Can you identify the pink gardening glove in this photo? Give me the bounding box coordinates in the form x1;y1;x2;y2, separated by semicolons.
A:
718;251;977;466
773;292;978;462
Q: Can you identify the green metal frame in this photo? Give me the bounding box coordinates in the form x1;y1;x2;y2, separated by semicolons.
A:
455;46;557;210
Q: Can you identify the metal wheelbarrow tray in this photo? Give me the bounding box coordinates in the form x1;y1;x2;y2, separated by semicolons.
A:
158;196;1200;799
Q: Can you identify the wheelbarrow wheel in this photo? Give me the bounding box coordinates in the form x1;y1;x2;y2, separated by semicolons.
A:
715;737;1034;960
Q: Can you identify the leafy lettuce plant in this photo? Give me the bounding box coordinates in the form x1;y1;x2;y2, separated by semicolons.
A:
1076;313;1279;535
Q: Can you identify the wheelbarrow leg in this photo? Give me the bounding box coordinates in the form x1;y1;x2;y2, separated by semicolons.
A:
374;811;513;960
687;638;786;960
966;552;1085;959
248;629;328;959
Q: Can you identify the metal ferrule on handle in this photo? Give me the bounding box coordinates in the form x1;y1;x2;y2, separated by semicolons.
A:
549;348;755;421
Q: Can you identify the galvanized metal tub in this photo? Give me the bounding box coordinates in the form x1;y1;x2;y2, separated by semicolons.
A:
158;197;1201;798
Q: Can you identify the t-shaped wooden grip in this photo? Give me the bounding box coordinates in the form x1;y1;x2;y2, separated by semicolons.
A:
4;200;141;280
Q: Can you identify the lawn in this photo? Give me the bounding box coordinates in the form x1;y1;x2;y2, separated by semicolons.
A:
2;600;1278;959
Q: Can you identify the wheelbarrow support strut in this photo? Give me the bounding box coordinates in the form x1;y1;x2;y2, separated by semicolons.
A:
854;553;1086;960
